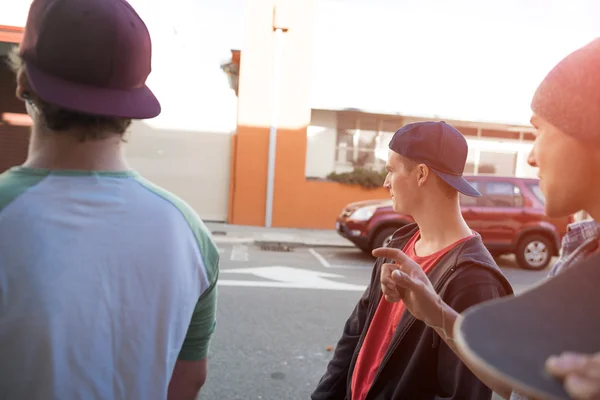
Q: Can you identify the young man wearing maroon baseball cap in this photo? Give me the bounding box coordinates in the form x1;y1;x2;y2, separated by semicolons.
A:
312;121;513;400
369;38;600;400
0;0;218;399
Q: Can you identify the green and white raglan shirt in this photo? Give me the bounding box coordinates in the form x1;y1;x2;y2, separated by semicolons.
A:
0;167;219;399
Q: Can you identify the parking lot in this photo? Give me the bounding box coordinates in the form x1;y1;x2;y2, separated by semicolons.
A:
200;243;550;400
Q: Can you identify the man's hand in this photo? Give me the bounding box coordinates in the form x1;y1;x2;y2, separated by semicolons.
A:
372;247;442;328
546;352;600;400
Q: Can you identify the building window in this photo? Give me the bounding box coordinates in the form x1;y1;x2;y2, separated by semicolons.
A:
332;112;530;177
464;146;518;177
478;151;517;176
335;113;401;171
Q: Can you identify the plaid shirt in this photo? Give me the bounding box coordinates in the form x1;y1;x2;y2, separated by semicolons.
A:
509;219;600;400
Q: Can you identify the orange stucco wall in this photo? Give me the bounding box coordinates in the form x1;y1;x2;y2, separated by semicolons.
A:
270;126;389;229
230;123;390;229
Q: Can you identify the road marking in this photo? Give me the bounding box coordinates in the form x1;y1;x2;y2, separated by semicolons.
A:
230;245;249;262
219;266;366;291
329;264;371;270
308;248;331;267
308;248;370;270
218;280;365;291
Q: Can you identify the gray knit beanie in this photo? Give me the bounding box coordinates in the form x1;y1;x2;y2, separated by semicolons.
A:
531;38;600;143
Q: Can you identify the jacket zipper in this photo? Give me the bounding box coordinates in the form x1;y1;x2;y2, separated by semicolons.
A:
363;266;457;400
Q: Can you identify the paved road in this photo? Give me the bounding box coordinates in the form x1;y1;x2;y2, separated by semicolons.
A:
199;244;550;400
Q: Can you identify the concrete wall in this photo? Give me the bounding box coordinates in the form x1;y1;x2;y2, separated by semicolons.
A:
126;122;232;221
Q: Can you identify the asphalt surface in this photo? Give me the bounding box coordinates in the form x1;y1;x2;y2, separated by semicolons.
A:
199;244;550;400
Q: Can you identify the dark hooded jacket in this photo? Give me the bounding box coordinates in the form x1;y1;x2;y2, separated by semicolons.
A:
312;223;514;400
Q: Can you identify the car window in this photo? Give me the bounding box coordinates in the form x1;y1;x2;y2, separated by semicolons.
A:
460;181;479;206
482;182;523;207
527;182;545;204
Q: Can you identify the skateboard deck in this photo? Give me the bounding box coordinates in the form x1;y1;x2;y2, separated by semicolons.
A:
454;252;600;400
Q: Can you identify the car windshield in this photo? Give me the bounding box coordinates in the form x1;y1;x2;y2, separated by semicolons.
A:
528;183;545;204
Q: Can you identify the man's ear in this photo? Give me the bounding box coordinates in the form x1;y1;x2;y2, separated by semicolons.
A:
416;164;430;187
15;69;32;102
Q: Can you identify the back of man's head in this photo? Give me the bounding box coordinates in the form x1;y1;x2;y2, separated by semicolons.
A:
11;0;161;141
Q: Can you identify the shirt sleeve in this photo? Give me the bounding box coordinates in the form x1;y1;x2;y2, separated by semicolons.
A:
177;277;218;361
177;220;220;361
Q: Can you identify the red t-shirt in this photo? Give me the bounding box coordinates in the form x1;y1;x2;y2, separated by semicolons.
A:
350;230;475;400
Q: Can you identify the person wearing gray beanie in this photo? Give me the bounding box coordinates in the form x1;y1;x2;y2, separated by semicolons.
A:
358;37;600;400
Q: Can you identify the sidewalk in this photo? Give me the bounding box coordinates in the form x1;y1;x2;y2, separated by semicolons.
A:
206;222;355;248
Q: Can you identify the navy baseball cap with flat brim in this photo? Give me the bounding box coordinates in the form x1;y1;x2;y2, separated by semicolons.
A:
19;0;161;119
429;166;481;197
389;121;482;197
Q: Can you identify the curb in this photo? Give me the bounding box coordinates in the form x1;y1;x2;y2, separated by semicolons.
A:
254;240;355;249
212;237;254;245
212;236;355;249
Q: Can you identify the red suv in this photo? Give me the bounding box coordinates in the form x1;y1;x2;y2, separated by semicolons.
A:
335;176;574;270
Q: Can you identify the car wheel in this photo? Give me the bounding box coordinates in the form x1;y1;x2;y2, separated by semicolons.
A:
516;234;553;270
372;227;400;251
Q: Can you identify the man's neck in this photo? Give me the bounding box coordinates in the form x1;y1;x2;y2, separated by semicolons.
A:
411;199;472;257
23;127;130;171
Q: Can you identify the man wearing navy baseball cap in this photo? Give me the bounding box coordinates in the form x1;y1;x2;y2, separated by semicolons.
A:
312;121;512;400
0;0;218;399
358;38;600;400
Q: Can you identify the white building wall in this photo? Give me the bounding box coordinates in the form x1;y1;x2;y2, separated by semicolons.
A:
303;109;539;180
465;137;537;178
305;109;337;178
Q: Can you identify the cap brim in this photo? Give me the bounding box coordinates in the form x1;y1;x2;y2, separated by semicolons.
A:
431;168;482;197
25;62;161;119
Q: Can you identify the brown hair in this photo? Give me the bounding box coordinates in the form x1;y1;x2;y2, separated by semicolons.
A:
398;155;419;172
399;155;457;199
7;47;131;141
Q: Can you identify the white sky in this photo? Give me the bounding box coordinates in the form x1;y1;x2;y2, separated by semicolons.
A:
3;0;599;129
310;0;600;126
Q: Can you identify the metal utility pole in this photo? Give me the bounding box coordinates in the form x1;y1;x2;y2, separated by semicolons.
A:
265;5;288;228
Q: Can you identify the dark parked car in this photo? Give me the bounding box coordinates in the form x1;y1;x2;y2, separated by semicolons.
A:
335;176;574;270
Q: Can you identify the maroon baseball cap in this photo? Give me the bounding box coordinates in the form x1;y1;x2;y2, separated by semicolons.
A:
19;0;161;119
